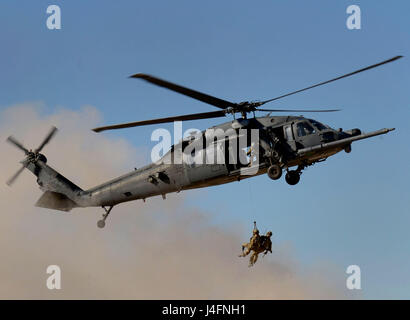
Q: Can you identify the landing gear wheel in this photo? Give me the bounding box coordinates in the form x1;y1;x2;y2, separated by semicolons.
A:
267;164;282;180
97;205;114;228
285;171;300;185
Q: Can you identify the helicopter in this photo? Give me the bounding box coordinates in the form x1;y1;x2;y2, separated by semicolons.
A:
6;56;401;228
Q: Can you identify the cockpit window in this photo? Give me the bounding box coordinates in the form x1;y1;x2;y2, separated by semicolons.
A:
296;122;315;137
284;126;293;140
308;119;328;131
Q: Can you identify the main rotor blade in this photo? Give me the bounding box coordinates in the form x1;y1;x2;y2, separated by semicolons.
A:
35;126;57;153
130;73;237;110
6;136;29;155
258;56;403;106
6;165;26;186
93;110;226;132
257;108;340;112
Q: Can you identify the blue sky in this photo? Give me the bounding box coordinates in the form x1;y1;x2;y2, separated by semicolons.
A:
1;0;409;298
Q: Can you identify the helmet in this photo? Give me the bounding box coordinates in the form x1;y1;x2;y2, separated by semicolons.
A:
266;231;272;237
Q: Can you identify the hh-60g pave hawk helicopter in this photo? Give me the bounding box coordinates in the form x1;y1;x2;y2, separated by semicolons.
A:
6;56;401;228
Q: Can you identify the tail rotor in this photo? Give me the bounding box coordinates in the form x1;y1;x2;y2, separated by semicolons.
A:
6;165;27;186
34;126;58;153
7;136;30;155
5;126;58;186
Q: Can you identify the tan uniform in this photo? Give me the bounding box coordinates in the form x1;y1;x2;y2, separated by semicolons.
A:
246;231;273;267
240;225;260;257
249;232;260;250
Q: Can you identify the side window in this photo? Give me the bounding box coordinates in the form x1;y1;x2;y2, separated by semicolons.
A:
296;122;315;137
296;123;306;137
284;126;293;140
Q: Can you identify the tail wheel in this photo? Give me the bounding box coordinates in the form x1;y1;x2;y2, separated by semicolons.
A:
267;164;282;180
285;170;300;185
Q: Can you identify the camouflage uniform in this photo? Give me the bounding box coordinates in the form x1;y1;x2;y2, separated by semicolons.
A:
248;231;273;267
263;231;273;255
246;143;259;166
249;228;260;250
240;222;260;257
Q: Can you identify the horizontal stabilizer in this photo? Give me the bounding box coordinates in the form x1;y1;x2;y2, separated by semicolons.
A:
35;191;77;212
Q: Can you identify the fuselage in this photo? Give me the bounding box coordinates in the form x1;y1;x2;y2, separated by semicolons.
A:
28;115;392;211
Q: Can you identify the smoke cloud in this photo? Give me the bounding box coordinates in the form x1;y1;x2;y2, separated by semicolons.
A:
0;103;350;299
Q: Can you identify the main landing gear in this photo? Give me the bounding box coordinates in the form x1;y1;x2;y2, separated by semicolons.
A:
285;170;300;185
97;206;114;228
267;164;282;180
267;163;304;185
285;164;306;185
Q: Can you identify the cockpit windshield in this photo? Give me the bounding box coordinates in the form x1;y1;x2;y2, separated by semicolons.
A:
308;119;328;131
296;122;315;136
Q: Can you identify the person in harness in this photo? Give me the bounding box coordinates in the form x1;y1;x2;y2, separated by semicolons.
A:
239;221;273;267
